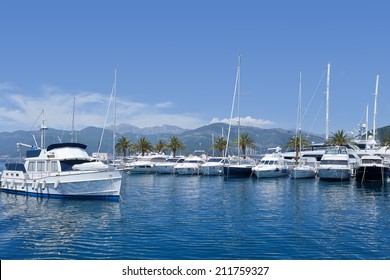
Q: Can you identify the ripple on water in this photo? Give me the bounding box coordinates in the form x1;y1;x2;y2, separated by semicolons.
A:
1;175;390;259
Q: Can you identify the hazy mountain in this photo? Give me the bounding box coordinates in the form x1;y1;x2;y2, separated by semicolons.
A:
178;123;325;155
114;124;187;135
0;123;325;158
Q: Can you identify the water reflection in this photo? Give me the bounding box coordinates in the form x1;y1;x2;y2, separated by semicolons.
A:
2;174;390;259
0;193;121;259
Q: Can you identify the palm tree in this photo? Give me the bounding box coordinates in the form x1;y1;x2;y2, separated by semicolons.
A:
115;136;131;157
213;137;227;157
284;135;310;151
167;136;185;157
327;129;353;146
380;134;390;149
233;132;256;159
284;135;311;163
135;137;153;156
155;139;167;154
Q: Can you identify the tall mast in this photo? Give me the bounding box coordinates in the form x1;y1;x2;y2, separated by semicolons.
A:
295;72;302;164
298;72;302;133
113;69;117;161
325;63;330;140
237;55;241;160
365;104;369;141
224;56;241;158
373;75;379;141
71;96;76;143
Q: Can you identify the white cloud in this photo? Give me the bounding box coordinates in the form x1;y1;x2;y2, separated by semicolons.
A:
155;102;173;109
0;82;15;91
126;113;205;129
0;85;207;131
210;116;275;128
0;85;275;133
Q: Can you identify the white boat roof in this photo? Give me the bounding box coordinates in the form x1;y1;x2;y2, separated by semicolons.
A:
27;142;91;160
47;143;87;151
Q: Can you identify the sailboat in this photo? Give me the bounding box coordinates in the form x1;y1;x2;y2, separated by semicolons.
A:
223;56;255;178
352;75;390;157
97;69;120;169
283;63;332;162
290;72;317;179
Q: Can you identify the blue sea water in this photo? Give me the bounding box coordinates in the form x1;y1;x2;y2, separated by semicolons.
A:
1;162;390;260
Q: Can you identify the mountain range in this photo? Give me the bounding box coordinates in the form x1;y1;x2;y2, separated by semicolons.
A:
0;123;327;158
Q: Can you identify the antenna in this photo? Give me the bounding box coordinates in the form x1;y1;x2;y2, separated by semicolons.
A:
40;110;48;148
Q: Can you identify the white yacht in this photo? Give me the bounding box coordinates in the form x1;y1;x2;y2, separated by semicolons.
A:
223;156;256;178
355;154;389;183
125;154;168;174
173;156;205;175
252;147;289;178
154;157;185;174
199;157;226;176
317;146;352;181
1;142;122;199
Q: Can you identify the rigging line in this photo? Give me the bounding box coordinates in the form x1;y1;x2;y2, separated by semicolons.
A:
60;100;74;142
27;110;44;133
20;110;45;146
301;67;327;123
358;105;368;136
359;108;366;124
305;97;325;139
224;59;240;158
97;79;116;154
11;110;45;162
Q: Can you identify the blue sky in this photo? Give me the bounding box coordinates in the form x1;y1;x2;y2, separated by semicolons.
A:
0;0;389;136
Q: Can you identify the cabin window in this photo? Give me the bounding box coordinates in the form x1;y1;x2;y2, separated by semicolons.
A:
60;159;89;171
27;162;35;172
37;161;45;171
321;160;348;165
51;161;59;172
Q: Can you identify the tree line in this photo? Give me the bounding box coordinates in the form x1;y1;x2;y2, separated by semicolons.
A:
115;132;257;158
116;129;390;158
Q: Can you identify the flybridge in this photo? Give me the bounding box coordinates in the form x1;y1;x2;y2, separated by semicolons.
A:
47;143;87;151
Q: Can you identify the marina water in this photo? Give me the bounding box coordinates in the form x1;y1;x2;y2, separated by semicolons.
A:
1;161;390;259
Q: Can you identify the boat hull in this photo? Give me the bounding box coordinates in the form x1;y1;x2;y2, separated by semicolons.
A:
317;168;351;181
252;167;289;178
199;164;224;176
290;167;316;179
126;164;156;174
155;165;176;174
223;165;253;178
173;167;201;175
1;170;122;198
355;166;389;182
